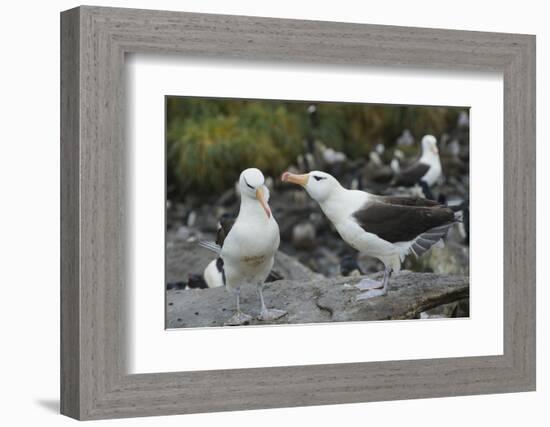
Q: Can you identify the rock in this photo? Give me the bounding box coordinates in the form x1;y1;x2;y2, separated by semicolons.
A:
175;226;194;240
420;298;469;319
166;271;469;328
275;203;312;241
273;250;324;282
187;273;208;289
291;221;316;249
339;255;363;277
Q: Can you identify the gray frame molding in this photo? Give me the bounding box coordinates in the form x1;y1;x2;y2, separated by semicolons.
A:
60;5;536;420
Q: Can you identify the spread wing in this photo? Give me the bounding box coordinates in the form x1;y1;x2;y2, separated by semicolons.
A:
352;201;455;243
393;162;430;187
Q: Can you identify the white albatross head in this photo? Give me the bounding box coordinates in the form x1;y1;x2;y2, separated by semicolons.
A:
421;135;439;156
281;170;341;203
238;168;271;218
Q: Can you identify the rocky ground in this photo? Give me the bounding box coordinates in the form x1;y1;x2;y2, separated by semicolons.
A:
166;271;469;328
166;239;469;327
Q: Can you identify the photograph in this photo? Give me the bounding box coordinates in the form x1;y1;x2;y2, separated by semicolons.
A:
165;97;470;328
50;3;538;422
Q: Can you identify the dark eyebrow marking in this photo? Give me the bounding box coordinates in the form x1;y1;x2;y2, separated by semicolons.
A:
313;175;327;181
243;177;254;189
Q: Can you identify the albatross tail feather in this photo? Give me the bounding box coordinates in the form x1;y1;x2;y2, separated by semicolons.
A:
198;240;222;254
409;222;456;258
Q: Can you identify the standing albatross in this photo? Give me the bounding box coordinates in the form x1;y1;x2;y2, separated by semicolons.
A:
392;135;442;199
282;170;459;300
201;168;286;325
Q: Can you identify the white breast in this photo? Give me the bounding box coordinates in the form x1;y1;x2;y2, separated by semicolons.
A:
220;213;280;288
419;153;442;186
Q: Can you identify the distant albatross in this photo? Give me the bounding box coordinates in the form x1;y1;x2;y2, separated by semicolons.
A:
200;168;286;325
392;135;442;199
282;170;459;300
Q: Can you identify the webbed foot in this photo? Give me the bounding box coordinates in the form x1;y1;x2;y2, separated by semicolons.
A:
355;288;387;301
258;308;287;321
224;311;253;326
354;278;384;291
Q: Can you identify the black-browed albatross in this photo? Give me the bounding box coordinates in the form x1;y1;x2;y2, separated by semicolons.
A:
392;135;442;199
282;170;459;300
200;168;286;325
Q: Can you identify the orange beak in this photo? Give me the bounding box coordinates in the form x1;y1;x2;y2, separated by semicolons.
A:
431;146;439;154
281;172;309;186
255;187;271;219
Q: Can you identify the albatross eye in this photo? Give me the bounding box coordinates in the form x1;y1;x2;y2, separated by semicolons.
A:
313;176;326;181
243;177;254;189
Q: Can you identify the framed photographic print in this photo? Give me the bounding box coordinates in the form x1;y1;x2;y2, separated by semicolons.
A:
61;5;535;420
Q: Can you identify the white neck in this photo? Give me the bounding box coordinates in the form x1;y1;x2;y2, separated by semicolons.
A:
318;186;370;224
420;150;439;165
238;195;269;222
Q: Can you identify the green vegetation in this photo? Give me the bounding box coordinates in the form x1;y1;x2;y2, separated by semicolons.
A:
166;97;462;199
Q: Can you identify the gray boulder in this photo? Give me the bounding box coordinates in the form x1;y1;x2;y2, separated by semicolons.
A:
166;271;469;328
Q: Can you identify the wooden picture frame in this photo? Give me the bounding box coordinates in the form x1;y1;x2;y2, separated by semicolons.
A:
60;5;536;420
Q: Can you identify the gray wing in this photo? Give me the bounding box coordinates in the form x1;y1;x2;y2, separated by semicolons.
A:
409;222;456;258
352;201;455;243
393;162;430;187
